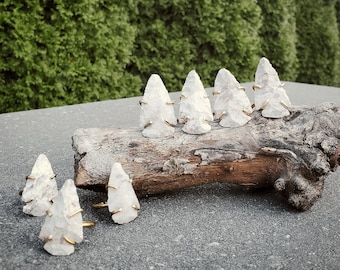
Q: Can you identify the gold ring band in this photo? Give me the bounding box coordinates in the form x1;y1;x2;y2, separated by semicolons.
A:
107;184;119;190
92;202;108;209
218;112;226;121
68;209;83;218
259;99;269;110
132;204;140;210
165;120;176;127
82;220;96;228
242;109;251;116
280;101;289;110
144;121;152;129
252;84;262;90
63;236;75;245
44;235;53;242
212;90;221;95
111;208;123;215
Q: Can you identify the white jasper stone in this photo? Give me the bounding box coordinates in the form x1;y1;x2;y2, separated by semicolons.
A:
213;68;252;127
254;57;291;118
39;179;83;256
178;70;213;134
140;74;177;138
21;154;58;216
107;163;140;224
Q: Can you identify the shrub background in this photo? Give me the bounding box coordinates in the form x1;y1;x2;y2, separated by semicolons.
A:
1;0;339;113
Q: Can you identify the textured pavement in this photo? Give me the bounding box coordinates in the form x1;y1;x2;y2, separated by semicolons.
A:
0;82;339;269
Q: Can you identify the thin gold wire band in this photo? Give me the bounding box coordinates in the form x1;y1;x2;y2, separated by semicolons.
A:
50;174;57;179
68;209;83;218
44;235;53;242
92;202;108;209
132;205;140;210
26;175;35;180
165;120;176;127
107;184;119;190
144;121;152;129
111;208;123;215
280;101;289;110
252;84;262;90
218;112;226;121
212;90;221;95
63;236;76;245
166;101;175;105
242;109;252;116
259;99;269;110
82;221;96;228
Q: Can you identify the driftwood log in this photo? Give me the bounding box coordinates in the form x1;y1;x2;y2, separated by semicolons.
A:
72;103;340;211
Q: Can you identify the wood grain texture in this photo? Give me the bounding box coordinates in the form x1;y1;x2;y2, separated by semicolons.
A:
72;103;340;211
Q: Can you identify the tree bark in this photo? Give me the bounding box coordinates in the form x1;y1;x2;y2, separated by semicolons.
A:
72;103;340;211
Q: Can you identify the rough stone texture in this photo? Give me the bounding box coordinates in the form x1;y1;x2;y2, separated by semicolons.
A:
21;154;58;216
72;103;340;211
178;70;213;134
213;68;253;127
107;163;140;224
139;74;177;138
39;179;83;256
254;57;291;118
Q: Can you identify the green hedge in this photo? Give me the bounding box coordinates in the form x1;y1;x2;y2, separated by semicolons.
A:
258;0;298;81
296;0;340;86
0;0;141;113
1;1;340;113
127;0;262;92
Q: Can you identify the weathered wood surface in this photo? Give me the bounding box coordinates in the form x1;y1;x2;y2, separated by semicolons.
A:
72;103;340;211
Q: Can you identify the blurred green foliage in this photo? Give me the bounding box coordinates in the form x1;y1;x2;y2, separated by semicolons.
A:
0;0;339;113
0;0;141;112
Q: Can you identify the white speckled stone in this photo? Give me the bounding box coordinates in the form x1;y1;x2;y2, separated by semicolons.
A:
140;74;177;138
213;68;252;127
178;70;213;134
107;163;140;224
254;57;291;118
21;154;58;216
39;179;83;256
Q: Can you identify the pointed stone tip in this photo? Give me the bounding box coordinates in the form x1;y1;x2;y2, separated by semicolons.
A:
186;70;201;81
256;57;278;77
183;70;204;90
111;162;123;172
60;179;78;197
35;153;51;167
148;73;162;82
145;73;166;89
259;57;270;65
215;68;239;84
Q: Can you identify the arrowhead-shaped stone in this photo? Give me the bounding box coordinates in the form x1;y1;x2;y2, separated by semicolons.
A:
213;68;252;127
254;57;291;118
178;70;213;134
140;74;177;138
39;179;83;256
21;154;58;216
107;163;140;224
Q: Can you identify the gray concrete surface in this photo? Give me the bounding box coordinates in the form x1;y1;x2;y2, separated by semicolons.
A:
0;82;339;269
